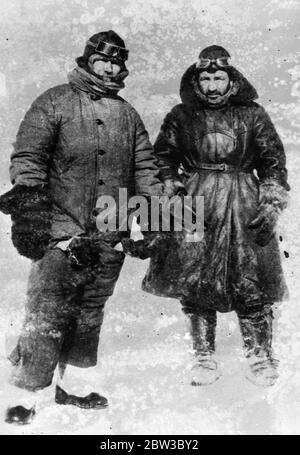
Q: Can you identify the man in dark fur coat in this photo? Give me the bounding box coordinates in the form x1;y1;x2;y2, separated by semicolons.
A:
143;45;289;388
0;30;162;424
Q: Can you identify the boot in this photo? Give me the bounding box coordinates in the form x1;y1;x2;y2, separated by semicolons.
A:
5;406;36;425
186;311;221;386
55;363;108;409
55;386;108;409
4;386;38;425
238;305;279;387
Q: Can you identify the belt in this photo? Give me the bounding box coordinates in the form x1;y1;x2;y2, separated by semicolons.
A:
193;163;253;173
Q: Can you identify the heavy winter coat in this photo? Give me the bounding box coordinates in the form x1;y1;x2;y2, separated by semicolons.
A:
142;64;289;312
10;81;161;240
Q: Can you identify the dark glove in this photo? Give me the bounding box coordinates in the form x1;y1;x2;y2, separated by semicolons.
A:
248;181;288;247
0;185;52;260
121;239;151;260
65;236;101;269
121;233;164;260
162;179;202;236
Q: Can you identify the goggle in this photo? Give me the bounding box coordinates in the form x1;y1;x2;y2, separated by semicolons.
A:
87;39;129;62
196;57;231;69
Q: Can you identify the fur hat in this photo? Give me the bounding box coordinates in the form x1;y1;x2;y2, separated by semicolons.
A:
77;30;128;71
199;45;230;60
197;45;231;74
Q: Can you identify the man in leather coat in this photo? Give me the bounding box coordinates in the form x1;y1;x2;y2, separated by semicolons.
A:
143;45;289;388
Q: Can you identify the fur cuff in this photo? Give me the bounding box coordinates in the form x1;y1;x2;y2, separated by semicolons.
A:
259;180;289;211
0;184;51;216
162;178;187;197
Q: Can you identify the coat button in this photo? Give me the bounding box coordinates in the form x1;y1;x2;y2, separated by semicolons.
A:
92;208;100;217
95;118;103;125
98;179;105;185
98;149;106;156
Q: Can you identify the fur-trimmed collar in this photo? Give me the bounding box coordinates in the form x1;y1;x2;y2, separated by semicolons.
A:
180;63;258;110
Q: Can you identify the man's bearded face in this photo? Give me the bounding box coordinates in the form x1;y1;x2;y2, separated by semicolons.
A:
198;70;231;105
88;54;121;79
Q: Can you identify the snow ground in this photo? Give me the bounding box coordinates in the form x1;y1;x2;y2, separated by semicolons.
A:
0;148;299;435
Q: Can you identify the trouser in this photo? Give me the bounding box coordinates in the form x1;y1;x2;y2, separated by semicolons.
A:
9;245;125;391
181;300;274;358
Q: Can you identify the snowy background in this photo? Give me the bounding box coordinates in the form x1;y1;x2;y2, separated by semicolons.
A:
0;0;299;435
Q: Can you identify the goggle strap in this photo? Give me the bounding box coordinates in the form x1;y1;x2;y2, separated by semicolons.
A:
87;40;129;61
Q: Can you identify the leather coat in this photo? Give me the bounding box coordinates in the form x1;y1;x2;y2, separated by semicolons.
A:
142;64;289;312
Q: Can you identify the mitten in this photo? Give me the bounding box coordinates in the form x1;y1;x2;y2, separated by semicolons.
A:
0;185;52;260
65;236;100;269
248;181;288;247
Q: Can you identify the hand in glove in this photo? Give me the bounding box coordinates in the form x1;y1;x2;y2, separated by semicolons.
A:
162;178;187;197
121;233;162;260
162;178;203;239
65;236;101;269
65;234;125;270
248;181;288;247
0;185;52;260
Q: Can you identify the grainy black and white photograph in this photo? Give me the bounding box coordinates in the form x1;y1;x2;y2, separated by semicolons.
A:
0;0;299;437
